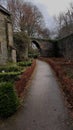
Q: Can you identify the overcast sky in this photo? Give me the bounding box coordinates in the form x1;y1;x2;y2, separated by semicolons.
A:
26;0;72;30
27;0;72;15
1;0;72;30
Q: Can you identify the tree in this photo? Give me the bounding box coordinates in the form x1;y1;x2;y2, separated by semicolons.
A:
7;0;46;37
37;27;50;38
7;0;50;60
54;2;73;38
13;32;30;61
19;2;45;37
7;0;23;31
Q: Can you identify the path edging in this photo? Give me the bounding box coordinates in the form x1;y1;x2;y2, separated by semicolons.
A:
15;60;36;97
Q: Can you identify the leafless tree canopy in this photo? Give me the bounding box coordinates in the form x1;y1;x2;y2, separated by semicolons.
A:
54;2;73;38
6;0;50;38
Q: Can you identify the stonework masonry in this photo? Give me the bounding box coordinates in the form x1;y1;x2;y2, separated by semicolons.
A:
0;5;16;65
31;37;73;60
57;34;73;60
31;38;54;57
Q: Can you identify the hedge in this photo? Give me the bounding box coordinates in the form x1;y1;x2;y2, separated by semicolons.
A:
15;60;36;97
0;66;21;72
17;61;32;67
0;72;21;82
0;82;19;118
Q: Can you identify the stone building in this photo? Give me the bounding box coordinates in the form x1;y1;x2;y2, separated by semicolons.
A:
0;5;16;65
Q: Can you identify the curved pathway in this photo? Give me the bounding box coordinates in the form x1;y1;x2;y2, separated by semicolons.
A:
0;60;72;130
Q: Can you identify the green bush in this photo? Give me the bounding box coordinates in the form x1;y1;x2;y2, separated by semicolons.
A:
0;66;21;72
14;32;30;61
0;72;21;82
0;82;19;118
17;61;32;67
28;53;38;58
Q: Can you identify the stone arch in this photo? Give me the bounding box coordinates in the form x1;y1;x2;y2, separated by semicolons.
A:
29;40;42;57
32;40;41;50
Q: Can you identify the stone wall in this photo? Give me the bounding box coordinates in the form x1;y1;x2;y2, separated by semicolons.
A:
31;36;73;59
0;10;16;64
31;39;54;57
0;12;8;64
57;34;73;60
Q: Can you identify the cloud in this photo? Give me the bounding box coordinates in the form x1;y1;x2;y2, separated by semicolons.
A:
36;3;56;30
24;0;72;29
26;0;71;15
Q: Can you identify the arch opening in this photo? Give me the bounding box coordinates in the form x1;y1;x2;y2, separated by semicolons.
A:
32;40;41;51
29;40;41;58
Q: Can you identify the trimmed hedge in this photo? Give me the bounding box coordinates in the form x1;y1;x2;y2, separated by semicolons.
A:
15;60;36;97
17;61;32;67
0;61;33;82
28;53;38;58
0;66;21;72
0;82;19;118
0;72;21;82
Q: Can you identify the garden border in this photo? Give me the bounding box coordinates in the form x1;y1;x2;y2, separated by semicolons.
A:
15;60;36;97
39;57;73;107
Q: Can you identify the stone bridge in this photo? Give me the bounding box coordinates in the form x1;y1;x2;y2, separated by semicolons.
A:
31;34;73;60
31;38;54;57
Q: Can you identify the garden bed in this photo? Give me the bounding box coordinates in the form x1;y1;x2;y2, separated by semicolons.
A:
0;60;35;95
62;65;73;79
0;59;36;118
15;60;36;97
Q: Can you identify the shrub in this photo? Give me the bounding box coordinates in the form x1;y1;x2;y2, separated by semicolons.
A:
15;60;36;97
14;32;30;61
28;53;38;58
0;66;21;72
0;72;21;82
17;61;32;67
0;82;19;118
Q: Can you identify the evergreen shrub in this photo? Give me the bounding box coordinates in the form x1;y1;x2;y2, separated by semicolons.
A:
0;82;19;118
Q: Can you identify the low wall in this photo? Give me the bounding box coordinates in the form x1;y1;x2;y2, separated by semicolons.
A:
15;60;36;97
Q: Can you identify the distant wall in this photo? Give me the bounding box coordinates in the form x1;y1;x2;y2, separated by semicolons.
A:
31;36;73;59
31;39;54;57
57;34;73;60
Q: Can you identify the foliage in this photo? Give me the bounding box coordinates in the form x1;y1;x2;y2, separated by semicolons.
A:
0;72;21;82
14;32;29;47
28;53;38;58
7;0;49;38
0;82;19;118
63;66;73;79
14;32;30;61
0;60;33;82
17;61;32;67
15;60;36;97
54;2;73;38
0;66;21;72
